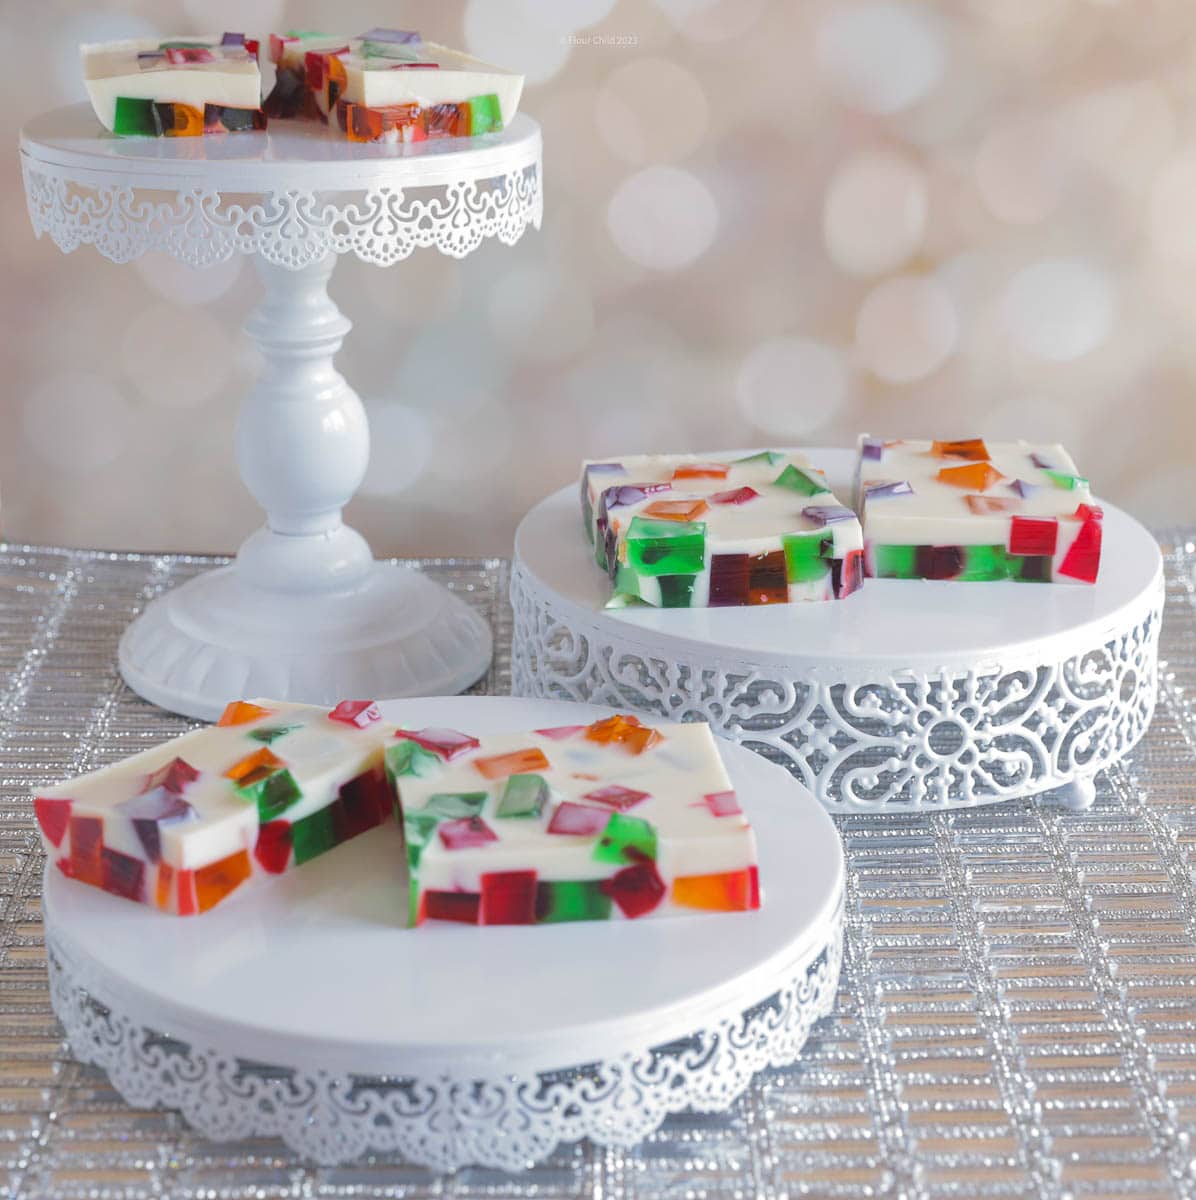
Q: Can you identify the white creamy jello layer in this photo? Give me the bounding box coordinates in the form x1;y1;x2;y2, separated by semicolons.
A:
82;37;261;130
340;42;524;123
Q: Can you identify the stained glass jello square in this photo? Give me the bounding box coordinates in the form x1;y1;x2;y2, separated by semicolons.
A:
33;700;393;915
264;28;523;142
388;714;760;927
82;35;265;136
854;437;1103;584
581;452;864;608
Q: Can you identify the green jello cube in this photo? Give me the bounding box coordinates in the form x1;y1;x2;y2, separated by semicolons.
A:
237;768;302;822
1044;470;1088;491
404;811;440;868
467;92;503;134
497;774;548;818
958;544;1012;581
248;724;301;745
424;792;487;819
781;532;832;584
625;517;705;577
657;574;697;607
534;879;613;923
733;450;786;466
385;739;443;780
872;544;918;579
112;96;158;137
291;805;337;865
593;812;657;865
772;464;831;497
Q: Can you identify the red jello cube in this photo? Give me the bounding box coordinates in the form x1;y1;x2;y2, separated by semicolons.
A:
480;871;538;925
1009;516;1058;557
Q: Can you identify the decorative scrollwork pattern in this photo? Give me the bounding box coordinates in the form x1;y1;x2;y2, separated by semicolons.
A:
20;158;542;268
48;915;841;1172
510;560;1162;811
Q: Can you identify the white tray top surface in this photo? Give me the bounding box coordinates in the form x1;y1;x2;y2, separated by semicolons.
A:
20;102;540;189
516;447;1162;667
43;696;843;1076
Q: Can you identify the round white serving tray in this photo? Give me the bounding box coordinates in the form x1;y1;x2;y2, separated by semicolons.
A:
510;449;1164;812
44;697;843;1172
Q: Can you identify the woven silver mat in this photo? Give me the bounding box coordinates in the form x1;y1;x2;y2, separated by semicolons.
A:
1;538;1194;1199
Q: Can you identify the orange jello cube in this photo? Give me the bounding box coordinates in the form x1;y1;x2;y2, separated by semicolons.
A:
194;849;252;913
473;747;550;781
217;701;273;727
643;498;709;522
155;863;174;911
584;714;663;755
673;867;760;911
672;462;729;480
224;747;284;787
937;462;1004;491
164;102;204;137
931;438;990;461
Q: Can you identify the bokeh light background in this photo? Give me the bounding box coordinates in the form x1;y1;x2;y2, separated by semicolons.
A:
3;0;1195;555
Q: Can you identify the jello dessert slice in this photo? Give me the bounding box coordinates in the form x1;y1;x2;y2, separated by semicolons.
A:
33;699;394;915
82;35;266;136
265;28;523;142
388;714;761;927
854;437;1102;584
580;451;864;608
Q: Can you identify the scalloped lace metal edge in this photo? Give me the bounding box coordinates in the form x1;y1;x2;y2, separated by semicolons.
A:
47;910;841;1172
20;159;543;268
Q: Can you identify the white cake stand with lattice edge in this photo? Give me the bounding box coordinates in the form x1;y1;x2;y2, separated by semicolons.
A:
19;103;543;720
510;449;1163;813
41;696;843;1172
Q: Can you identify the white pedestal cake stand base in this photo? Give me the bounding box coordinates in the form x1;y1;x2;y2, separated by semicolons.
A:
42;697;843;1172
510;449;1163;813
20;104;544;719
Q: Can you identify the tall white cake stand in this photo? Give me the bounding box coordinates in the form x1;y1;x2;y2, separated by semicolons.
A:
42;697;844;1171
19;103;543;720
511;448;1163;813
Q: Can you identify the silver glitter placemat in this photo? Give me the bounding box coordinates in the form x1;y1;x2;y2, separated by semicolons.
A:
1;538;1194;1199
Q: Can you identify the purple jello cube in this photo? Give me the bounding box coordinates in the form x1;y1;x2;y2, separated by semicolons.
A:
1030;452;1054;470
803;504;856;526
603;482;672;509
1010;478;1038;498
361;27;422;44
863;480;915;499
861;437;885;461
220;31;245;46
116;789;198;862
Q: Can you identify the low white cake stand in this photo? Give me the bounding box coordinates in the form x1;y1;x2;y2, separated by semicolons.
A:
511;449;1164;812
19;104;543;720
42;696;843;1171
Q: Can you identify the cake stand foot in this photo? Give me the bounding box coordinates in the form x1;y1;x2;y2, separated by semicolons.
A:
118;252;492;720
1049;776;1098;811
118;561;492;721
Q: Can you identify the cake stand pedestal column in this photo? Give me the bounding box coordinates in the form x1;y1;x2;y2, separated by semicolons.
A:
19;105;543;720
